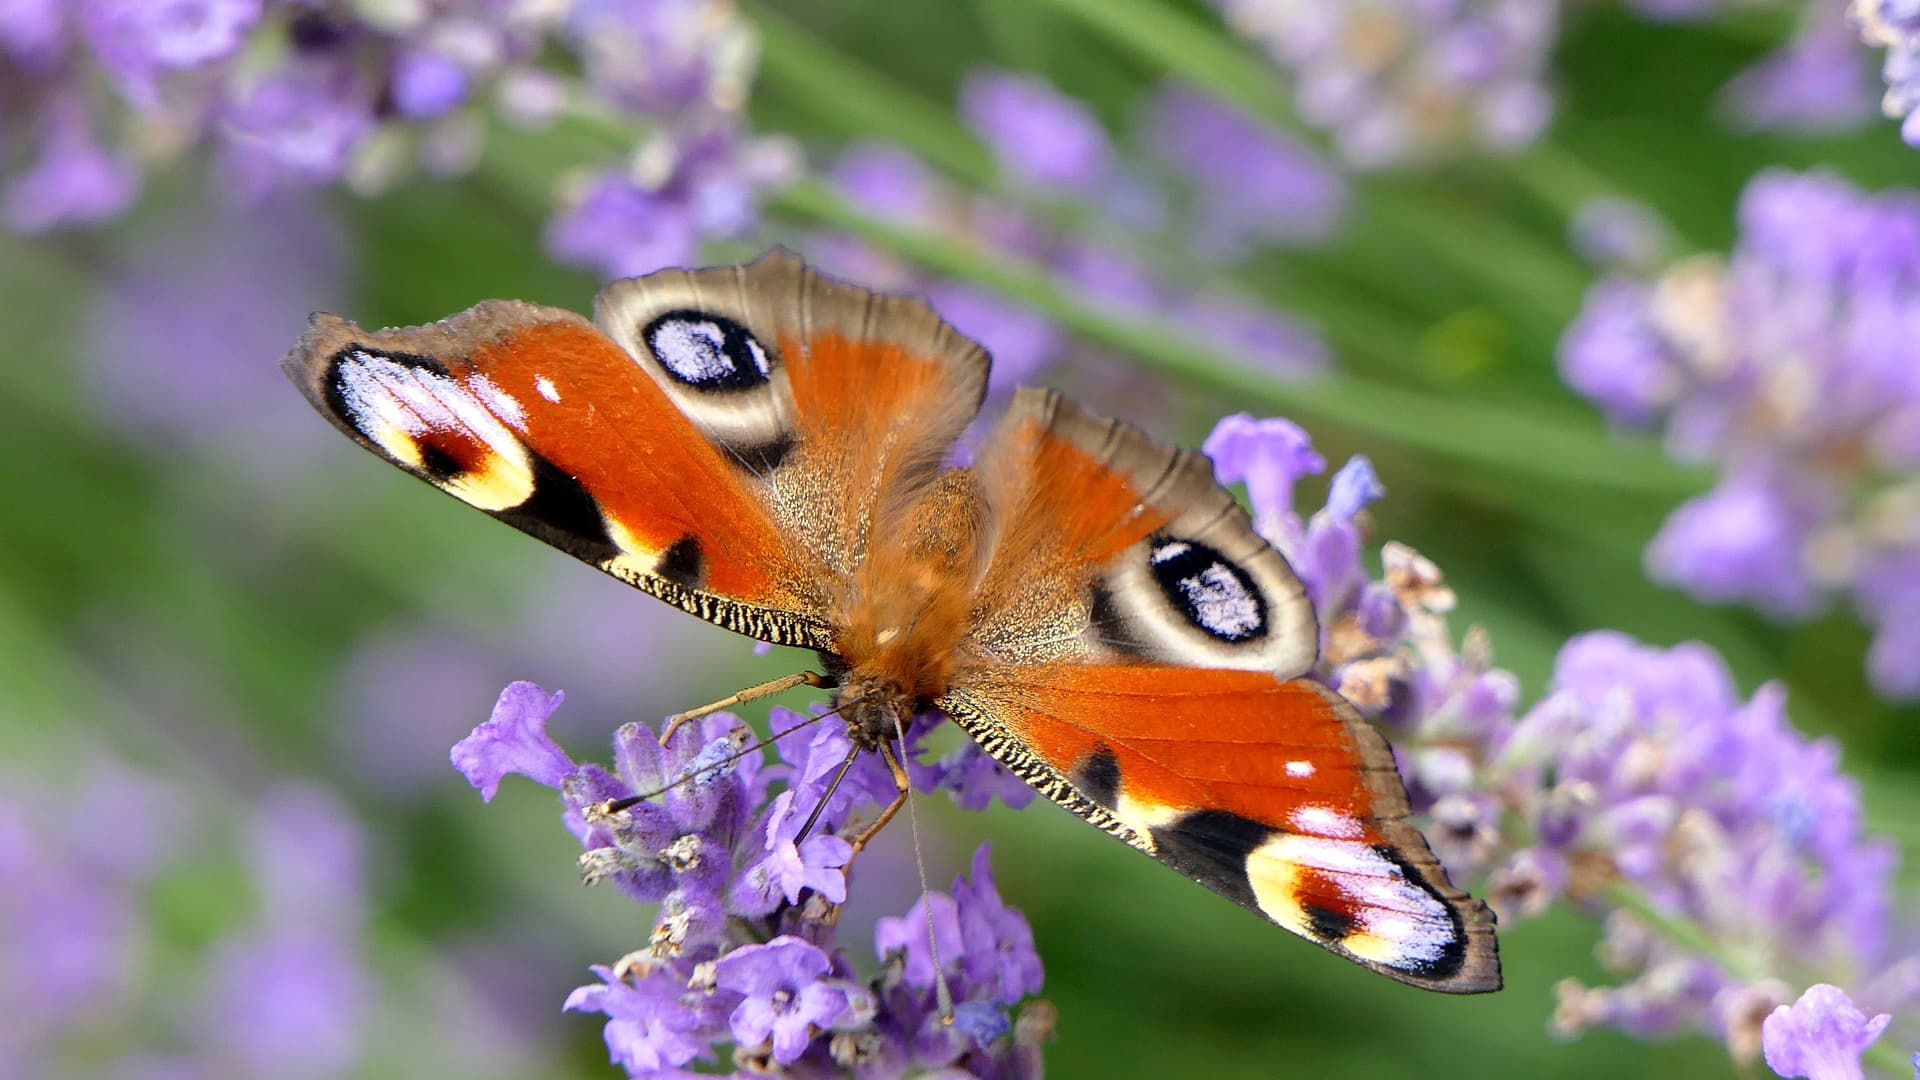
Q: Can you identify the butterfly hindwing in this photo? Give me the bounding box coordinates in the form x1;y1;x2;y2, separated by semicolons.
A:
968;388;1318;675
946;389;1501;992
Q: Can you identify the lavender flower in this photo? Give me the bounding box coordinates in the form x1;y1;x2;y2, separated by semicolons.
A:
453;684;1051;1076
1559;168;1920;698
84;188;348;482
1763;984;1892;1080
1720;3;1876;133
1;0;790;269
0;759;400;1079
1854;0;1920;144
1141;83;1346;256
961;68;1113;191
713;936;871;1063
1204;412;1915;1070
1209;0;1559;165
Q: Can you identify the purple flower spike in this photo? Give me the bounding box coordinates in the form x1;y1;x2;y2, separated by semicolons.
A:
1561;168;1920;697
4;100;141;233
1761;984;1891;1080
1645;468;1824;619
1142;83;1346;255
714;936;862;1064
960;68;1112;189
1202;413;1326;522
545;172;699;281
450;682;574;801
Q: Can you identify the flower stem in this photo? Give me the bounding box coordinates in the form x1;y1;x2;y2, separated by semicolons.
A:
769;176;1701;498
1602;880;1766;983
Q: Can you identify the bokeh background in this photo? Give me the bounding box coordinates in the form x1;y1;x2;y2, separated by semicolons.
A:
4;1;1919;1077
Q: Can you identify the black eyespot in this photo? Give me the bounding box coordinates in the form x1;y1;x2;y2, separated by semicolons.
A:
1147;537;1267;643
643;310;773;391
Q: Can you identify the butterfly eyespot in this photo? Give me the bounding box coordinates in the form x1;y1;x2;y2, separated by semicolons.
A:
1147;538;1267;642
643;310;774;391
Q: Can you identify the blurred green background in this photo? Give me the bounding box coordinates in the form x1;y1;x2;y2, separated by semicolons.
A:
4;2;1917;1077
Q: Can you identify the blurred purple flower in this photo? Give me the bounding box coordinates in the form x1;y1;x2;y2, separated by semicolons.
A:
1559;168;1920;698
546;171;702;279
1722;6;1875;133
1570;197;1671;273
1645;466;1826;618
1142;84;1345;254
85;188;347;481
4;98;140;232
1855;0;1920;144
1174;292;1331;378
3;0;785;258
82;0;260;104
1210;0;1560;165
1762;984;1891;1080
545;131;798;280
218;62;377;197
392;47;470;119
924;282;1064;389
199;927;371;1079
960;68;1112;189
952;844;1043;1006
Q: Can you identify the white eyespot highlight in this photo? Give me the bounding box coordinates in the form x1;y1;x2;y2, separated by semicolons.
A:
649;315;771;386
471;374;525;429
1290;805;1364;839
536;375;561;402
1285;760;1316;778
334;351;533;511
1246;835;1456;968
1150;541;1191;563
1151;540;1263;640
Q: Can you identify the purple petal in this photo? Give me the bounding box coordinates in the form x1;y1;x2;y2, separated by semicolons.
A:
1202;414;1325;521
1761;984;1890;1080
450;682;574;801
1325;456;1385;520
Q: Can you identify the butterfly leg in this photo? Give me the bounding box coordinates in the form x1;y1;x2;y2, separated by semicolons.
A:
660;670;831;744
846;740;911;858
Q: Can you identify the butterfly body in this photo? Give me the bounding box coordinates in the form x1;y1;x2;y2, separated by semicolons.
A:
285;250;1501;993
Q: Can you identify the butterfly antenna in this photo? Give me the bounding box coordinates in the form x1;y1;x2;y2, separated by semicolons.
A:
795;741;862;844
893;711;954;1022
601;704;843;815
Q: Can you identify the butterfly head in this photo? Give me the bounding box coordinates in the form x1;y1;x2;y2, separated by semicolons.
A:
835;671;919;751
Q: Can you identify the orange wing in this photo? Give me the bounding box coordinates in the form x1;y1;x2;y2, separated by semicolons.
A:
944;389;1500;992
281;251;987;648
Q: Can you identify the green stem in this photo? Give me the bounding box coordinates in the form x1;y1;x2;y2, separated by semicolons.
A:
771;177;1702;498
1029;0;1309;139
1603;881;1765;983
